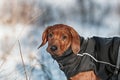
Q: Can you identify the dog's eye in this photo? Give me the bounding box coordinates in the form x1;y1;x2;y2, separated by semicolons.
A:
48;33;53;38
62;35;67;40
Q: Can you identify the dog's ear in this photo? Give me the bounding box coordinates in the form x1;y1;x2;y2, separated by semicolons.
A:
69;27;80;54
38;27;50;49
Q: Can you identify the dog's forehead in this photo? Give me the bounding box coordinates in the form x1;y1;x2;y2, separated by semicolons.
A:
48;26;69;33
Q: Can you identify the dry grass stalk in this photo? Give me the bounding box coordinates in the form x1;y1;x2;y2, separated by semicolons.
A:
18;40;28;80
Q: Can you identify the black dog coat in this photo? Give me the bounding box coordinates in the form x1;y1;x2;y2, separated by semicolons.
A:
52;36;120;80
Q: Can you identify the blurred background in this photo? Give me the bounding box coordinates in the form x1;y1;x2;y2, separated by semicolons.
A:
0;0;120;80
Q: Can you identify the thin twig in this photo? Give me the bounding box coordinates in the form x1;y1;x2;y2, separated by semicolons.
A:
18;40;28;80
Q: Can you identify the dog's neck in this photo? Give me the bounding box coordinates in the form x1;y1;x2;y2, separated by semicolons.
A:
52;37;95;79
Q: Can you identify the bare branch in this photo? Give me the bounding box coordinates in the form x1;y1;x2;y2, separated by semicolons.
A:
18;40;28;80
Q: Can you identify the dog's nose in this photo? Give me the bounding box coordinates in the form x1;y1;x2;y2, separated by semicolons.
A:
50;45;57;51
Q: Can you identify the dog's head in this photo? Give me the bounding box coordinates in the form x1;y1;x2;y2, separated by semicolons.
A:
38;24;80;56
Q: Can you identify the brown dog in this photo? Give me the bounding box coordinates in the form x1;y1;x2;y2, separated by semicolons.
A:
39;24;80;56
38;24;100;80
39;24;120;80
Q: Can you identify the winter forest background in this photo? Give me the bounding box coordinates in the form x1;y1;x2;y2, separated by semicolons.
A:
0;0;120;80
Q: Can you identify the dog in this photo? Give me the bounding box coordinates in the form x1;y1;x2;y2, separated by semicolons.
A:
38;24;120;80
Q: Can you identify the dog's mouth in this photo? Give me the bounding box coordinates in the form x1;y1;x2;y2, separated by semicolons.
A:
47;46;63;56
